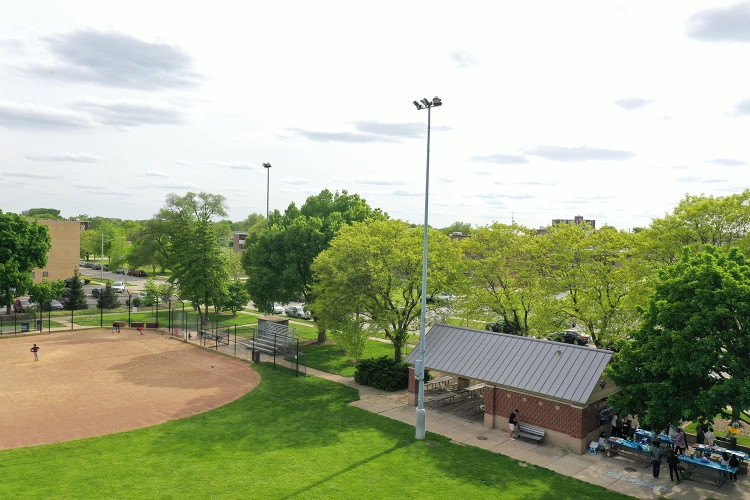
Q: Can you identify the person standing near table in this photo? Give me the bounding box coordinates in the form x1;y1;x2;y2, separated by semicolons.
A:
729;454;739;481
650;441;664;478
508;409;519;440
612;413;622;438
673;427;687;455
30;343;40;361
704;427;715;446
666;449;682;483
696;426;705;445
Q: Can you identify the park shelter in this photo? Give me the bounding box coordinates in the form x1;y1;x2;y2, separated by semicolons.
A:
404;324;620;454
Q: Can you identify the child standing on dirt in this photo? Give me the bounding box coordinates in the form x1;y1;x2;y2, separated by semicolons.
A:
30;344;40;361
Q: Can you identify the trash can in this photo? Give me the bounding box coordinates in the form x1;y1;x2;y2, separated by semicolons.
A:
21;322;30;332
729;436;737;450
37;319;43;332
252;350;260;363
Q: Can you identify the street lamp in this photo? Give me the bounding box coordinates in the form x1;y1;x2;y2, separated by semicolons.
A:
101;234;126;281
413;96;442;441
262;162;272;224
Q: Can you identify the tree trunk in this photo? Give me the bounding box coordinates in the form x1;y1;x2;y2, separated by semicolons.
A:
394;344;402;362
317;323;326;343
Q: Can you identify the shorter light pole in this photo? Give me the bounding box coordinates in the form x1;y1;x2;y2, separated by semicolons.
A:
127;291;131;327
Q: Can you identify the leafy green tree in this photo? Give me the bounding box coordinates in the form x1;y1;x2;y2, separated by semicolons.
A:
532;223;645;348
463;224;544;335
218;280;250;315
80;229;100;261
28;279;66;310
22;208;62;219
160;192;230;320
606;246;750;429
242;189;386;341
637;190;750;267
311;219;463;361
0;211;51;313
62;271;88;310
97;284;120;309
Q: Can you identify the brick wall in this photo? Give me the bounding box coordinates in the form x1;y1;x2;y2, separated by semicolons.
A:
33;220;81;283
489;387;608;439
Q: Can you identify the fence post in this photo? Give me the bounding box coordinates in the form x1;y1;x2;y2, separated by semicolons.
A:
273;327;277;370
296;338;299;377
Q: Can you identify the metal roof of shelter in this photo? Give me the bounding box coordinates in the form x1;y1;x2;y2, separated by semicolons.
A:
404;324;614;405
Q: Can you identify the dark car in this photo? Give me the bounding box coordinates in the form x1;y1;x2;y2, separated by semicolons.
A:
133;270;148;277
547;330;591;346
485;320;512;334
64;277;86;287
91;263;102;270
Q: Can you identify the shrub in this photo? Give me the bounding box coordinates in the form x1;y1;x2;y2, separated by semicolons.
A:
132;297;141;308
354;356;411;392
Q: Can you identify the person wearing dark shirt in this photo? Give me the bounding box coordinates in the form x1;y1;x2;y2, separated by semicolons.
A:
729;454;740;481
650;441;663;478
508;409;519;440
30;344;40;361
696;426;705;445
666;449;682;483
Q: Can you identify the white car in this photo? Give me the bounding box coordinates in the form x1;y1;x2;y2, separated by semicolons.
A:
285;306;311;320
112;281;126;293
272;303;284;314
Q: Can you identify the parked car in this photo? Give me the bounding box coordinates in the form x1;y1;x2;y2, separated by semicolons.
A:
116;269;126;274
426;292;456;303
41;299;64;311
285;306;311;319
485;320;511;334
13;298;33;313
92;287;102;298
64;277;86;287
103;264;110;271
547;329;590;346
272;303;284;314
91;263;102;270
112;281;126;293
132;270;147;277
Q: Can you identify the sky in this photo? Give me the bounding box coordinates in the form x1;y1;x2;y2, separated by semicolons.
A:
0;0;748;231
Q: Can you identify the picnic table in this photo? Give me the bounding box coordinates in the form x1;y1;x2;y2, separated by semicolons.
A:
453;399;484;419
691;444;749;461
679;454;737;487
424;376;452;392
428;392;459;406
634;429;674;446
462;383;487;397
608;437;652;467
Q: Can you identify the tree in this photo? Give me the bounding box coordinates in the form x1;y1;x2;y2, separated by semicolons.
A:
606;246;750;430
80;229;100;261
463;224;544;336
28;279;66;310
97;284;120;309
532;223;645;348
0;211;51;314
22;208;62;219
62;270;88;310
218;280;250;315
311;219;463;361
242;189;386;342
160;192;230;320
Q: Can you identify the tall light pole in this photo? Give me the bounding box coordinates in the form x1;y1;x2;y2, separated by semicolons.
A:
413;96;442;440
101;234;126;281
262;162;272;224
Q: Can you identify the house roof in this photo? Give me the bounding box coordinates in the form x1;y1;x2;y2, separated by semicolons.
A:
404;324;613;405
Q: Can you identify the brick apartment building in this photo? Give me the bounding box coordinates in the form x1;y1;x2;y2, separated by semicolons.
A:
233;232;248;253
551;215;596;229
31;220;83;283
405;325;619;454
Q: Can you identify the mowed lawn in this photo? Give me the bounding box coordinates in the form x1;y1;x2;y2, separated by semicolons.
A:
0;363;634;500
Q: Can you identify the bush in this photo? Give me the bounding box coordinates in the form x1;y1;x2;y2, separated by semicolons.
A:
354;356;411;392
132;297;141;308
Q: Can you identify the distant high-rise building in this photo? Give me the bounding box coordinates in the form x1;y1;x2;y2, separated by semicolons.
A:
551;215;596;229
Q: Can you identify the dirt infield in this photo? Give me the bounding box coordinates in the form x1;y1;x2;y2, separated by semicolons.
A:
0;329;260;450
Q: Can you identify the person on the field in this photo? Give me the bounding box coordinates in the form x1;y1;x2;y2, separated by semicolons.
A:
30;344;40;361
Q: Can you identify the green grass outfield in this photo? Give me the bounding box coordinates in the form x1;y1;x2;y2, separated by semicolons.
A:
0;363;634;500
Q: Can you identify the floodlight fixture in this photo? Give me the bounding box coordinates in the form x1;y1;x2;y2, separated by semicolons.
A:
421;98;430;107
432;96;442;106
413;100;423;110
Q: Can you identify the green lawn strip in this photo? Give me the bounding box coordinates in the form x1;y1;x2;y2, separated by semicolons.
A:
683;419;750;447
0;319;67;332
294;339;399;377
0;363;632;499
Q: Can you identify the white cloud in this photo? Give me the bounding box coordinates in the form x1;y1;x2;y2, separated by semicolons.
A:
26;152;101;162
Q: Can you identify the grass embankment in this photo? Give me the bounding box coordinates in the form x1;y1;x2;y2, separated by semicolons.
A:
0;363;633;499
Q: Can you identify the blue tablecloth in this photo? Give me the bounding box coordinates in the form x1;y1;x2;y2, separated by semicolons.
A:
609;437;651;453
679;454;737;486
633;429;674;446
692;444;749;461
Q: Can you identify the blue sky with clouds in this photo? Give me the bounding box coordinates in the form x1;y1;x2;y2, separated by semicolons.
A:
0;0;748;230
